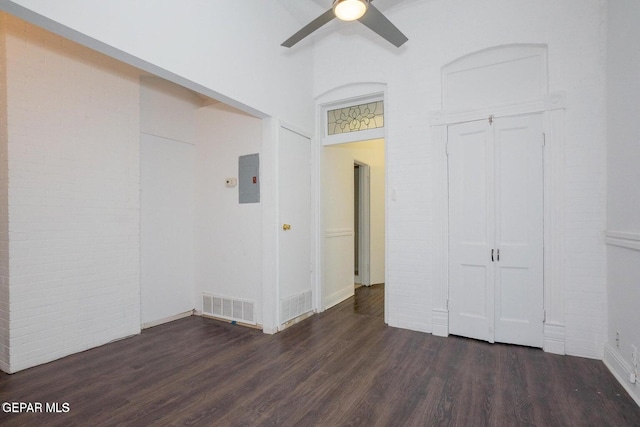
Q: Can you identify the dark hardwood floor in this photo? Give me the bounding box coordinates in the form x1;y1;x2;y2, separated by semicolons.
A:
354;283;384;318
1;290;639;426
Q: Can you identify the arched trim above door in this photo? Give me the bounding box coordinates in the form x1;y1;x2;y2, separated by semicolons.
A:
431;44;564;126
443;44;548;112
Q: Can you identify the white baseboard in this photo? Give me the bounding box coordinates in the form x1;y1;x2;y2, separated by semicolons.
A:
432;308;449;337
387;319;430;334
141;310;193;329
543;322;566;355
604;343;640;407
262;326;277;335
278;310;315;332
324;287;354;310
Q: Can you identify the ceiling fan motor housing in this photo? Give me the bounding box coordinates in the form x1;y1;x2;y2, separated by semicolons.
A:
333;0;369;22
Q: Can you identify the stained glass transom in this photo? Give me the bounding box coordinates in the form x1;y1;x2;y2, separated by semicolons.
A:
327;101;384;135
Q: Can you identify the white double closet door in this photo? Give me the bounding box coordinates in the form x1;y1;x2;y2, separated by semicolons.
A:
448;114;544;348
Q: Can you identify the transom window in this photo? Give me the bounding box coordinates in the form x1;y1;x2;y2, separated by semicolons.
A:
327;100;384;136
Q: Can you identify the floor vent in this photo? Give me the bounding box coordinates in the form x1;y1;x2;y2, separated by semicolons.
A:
202;293;256;325
281;290;312;324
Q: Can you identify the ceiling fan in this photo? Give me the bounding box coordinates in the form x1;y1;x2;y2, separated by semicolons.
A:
281;0;408;48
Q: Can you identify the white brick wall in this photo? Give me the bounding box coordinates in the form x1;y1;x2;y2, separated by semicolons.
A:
605;0;640;403
562;70;608;357
386;119;433;332
2;14;141;373
0;14;10;373
313;0;609;358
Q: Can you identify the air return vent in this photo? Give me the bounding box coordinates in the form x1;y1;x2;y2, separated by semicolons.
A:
202;293;256;325
280;290;312;324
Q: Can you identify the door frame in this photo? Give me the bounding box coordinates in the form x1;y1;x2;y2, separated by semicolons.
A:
313;82;389;321
430;92;567;354
354;161;371;287
261;118;316;334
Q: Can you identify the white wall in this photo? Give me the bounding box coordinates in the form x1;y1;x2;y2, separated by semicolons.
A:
322;145;355;308
0;0;315;132
195;103;263;323
139;78;264;326
313;0;608;358
0;16;10;373
604;0;640;404
140;135;195;325
140;77;201;325
139;79;264;324
1;13;141;373
141;77;200;144
606;0;640;231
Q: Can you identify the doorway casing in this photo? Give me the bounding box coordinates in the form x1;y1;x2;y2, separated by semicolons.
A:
261;118;316;334
354;161;371;287
314;82;389;321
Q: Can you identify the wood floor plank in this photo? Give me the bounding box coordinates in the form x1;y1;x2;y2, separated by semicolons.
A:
1;288;639;426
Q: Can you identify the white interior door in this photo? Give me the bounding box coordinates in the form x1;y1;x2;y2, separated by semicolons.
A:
493;115;544;347
448;121;495;342
278;127;312;323
448;114;544;347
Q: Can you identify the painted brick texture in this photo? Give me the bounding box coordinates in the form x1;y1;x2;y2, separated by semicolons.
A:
605;0;640;403
0;14;10;373
2;14;141;372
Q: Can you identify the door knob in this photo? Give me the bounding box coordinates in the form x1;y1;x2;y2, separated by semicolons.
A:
282;224;291;230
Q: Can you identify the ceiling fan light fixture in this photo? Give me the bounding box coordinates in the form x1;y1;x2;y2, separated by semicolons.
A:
333;0;368;22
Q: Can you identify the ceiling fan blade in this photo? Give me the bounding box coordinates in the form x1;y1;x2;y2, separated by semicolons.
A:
282;8;336;48
358;3;408;47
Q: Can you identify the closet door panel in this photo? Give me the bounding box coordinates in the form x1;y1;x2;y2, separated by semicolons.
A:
494;115;544;347
448;121;495;343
